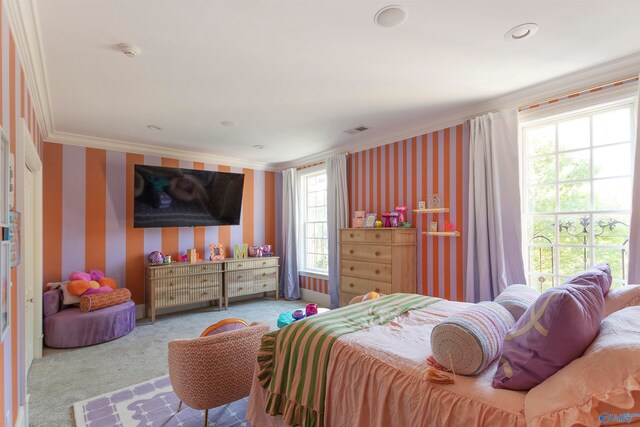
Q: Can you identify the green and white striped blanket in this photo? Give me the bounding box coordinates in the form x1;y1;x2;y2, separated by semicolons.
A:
257;293;441;427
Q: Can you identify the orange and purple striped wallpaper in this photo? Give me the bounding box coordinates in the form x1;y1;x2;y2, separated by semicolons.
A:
42;142;281;306
347;124;469;301
299;274;329;294
0;1;45;423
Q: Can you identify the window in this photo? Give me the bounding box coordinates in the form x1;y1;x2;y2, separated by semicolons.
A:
522;100;635;291
300;169;328;273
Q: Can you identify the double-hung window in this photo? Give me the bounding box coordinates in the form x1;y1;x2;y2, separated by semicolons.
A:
299;168;328;274
522;97;635;291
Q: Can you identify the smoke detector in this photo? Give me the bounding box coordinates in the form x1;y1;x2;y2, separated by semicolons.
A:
118;43;142;58
344;126;369;135
374;6;408;28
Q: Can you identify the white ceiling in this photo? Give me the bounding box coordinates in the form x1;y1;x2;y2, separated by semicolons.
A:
25;1;640;168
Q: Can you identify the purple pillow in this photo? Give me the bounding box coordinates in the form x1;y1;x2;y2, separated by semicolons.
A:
88;269;105;282
69;271;91;282
492;283;603;390
562;263;612;296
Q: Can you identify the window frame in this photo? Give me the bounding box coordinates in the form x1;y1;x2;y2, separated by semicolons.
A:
298;166;329;276
519;96;637;290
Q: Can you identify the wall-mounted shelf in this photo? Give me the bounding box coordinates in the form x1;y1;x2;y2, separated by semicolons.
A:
413;208;449;214
423;231;460;237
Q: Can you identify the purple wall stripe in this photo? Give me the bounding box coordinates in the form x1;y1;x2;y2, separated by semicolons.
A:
61;145;86;279
254;170;266;245
106;150;127;287
142;156;163;266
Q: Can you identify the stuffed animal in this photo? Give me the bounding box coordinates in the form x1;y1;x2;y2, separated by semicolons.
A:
66;270;117;296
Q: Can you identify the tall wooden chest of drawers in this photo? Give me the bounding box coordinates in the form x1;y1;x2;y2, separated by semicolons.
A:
145;261;224;323
339;228;416;307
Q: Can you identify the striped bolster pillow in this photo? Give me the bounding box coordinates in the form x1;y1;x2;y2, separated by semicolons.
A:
494;284;540;321
80;288;131;313
430;302;515;376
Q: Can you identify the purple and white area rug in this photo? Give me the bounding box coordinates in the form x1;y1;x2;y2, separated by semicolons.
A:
73;375;249;426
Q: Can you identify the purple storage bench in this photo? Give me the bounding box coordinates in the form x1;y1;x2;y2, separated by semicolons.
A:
43;288;136;348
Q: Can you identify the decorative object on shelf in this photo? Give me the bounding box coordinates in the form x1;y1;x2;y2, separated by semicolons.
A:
1;241;10;341
428;193;441;209
234;243;248;258
248;245;260;257
0;127;9;227
399;222;412;228
418;201;426;210
374;220;383;228
7;211;20;267
394;206;407;223
365;213;377;228
430;221;438;232
353;210;366;228
382;212;392;228
389;212;399;227
262;244;273;256
444;220;456;232
163;255;172;264
305;303;318;316
187;248;197;263
148;251;164;265
209;243;225;261
292;309;306;320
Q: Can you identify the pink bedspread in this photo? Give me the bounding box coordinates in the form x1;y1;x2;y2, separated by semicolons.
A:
247;299;526;426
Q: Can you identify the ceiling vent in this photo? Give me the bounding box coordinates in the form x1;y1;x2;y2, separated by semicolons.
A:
344;126;369;135
118;43;142;58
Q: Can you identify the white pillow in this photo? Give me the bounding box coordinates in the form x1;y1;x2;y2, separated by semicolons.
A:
604;285;640;316
48;281;81;305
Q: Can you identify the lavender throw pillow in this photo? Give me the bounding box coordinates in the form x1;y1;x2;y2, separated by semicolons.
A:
562;263;612;296
492;283;603;390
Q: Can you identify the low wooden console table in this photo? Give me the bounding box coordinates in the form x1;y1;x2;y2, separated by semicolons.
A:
145;256;280;323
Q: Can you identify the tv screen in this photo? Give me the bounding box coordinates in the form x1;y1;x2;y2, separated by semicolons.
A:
133;165;245;228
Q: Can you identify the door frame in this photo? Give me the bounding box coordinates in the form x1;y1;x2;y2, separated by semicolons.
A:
20;120;43;360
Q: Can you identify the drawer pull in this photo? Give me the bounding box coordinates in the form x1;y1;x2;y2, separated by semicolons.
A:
349;250;354;254
170;296;175;300
262;261;267;265
262;272;267;276
349;233;354;238
237;264;243;268
350;266;354;271
263;284;267;287
202;278;208;282
169;282;175;287
349;283;354;288
238;287;244;291
375;251;380;256
169;270;174;275
237;275;243;280
202;291;208;296
375;233;381;239
375;269;380;275
202;266;207;271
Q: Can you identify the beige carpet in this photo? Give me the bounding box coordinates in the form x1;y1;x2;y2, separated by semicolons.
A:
27;297;305;426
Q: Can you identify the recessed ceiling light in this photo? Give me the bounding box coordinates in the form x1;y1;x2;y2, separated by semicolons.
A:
147;124;162;130
374;6;408;28
253;144;265;149
220;121;237;127
118;43;142;58
504;23;539;41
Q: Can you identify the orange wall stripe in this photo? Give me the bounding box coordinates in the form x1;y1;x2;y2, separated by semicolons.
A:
264;171;276;252
126;153;145;303
376;146;382;214
368;147;374;211
402;139;408;206
160;158;180;259
242;168;255;246
432;132;439;298
411;137;417;224
384;144;390;211
393;142;399;210
217;165;231;255
10;33;18;421
421;134;429;295
354;152;360;211
456;124;464;301
192;162;205;255
443;128;452;301
85;148;107;273
43;143;63;284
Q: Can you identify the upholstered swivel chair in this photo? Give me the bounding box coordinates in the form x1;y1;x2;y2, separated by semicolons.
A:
168;318;269;426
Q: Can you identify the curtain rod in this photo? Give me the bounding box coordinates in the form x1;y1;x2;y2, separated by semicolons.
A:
296;152;349;170
518;75;639;112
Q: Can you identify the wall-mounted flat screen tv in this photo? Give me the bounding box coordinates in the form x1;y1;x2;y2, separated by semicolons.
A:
134;165;244;228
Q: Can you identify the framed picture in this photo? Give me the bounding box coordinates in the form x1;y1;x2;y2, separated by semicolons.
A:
0;127;9;227
8;211;20;267
0;241;10;342
428;193;441;209
418;201;426;210
430;221;438;232
209;243;225;261
365;213;377;228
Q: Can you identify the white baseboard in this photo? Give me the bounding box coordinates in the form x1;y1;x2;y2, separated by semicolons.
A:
300;289;331;308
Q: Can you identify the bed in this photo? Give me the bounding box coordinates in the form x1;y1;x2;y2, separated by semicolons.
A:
247;289;640;427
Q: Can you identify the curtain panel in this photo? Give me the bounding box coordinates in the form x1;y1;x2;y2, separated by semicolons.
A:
281;168;301;300
326;155;349;308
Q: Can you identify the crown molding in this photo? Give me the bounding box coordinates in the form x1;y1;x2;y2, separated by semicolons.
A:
277;51;640;170
46;131;278;171
4;0;54;136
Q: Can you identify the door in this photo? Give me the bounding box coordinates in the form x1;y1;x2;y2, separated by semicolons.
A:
24;165;34;370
